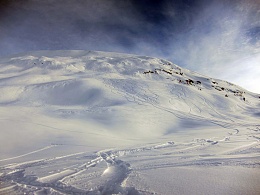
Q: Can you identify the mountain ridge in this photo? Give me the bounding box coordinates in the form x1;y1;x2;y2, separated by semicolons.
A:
0;50;259;194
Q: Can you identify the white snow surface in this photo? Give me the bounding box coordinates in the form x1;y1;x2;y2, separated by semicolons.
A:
0;50;259;195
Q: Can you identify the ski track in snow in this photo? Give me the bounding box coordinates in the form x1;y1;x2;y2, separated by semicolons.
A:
1;139;259;194
0;145;56;162
0;51;259;194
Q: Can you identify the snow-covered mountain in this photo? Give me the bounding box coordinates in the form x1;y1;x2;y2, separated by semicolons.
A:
0;50;259;195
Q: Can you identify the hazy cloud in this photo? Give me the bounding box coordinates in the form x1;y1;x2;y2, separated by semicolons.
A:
0;0;259;92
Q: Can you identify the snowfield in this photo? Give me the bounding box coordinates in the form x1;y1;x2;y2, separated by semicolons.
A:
0;50;259;194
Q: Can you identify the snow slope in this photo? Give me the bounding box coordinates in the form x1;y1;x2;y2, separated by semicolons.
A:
0;50;259;194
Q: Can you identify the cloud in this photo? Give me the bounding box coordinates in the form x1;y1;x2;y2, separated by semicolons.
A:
217;53;260;93
0;0;259;92
0;0;140;54
162;0;260;93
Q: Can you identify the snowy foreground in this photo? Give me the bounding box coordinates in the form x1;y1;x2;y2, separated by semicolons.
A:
0;50;259;194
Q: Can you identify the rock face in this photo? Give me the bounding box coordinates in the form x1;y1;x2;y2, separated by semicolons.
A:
0;50;259;195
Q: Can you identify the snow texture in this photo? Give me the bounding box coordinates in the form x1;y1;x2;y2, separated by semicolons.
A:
0;50;259;195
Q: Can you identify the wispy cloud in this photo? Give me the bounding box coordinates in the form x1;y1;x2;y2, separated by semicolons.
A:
0;0;259;92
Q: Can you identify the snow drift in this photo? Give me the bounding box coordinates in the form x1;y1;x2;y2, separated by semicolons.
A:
0;50;259;194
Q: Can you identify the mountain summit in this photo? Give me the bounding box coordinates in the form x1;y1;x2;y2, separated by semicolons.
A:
0;50;259;194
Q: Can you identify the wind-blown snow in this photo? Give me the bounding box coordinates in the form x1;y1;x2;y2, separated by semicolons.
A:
0;50;259;194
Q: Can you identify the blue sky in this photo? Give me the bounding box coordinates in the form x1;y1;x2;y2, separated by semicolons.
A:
0;0;259;93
